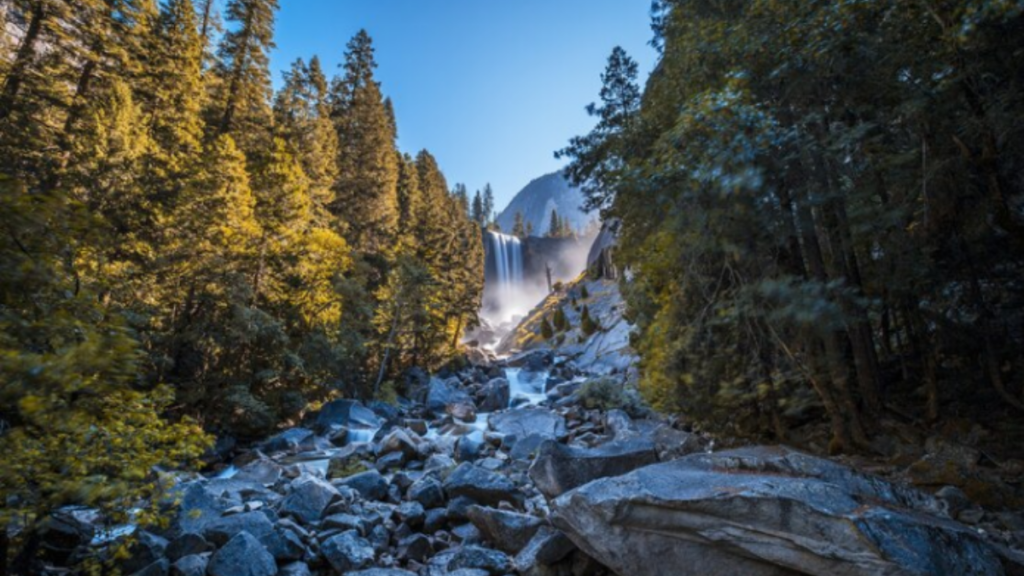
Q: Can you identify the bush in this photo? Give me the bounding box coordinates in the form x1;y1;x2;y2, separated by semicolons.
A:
553;307;570;332
540;317;554;340
581;305;600;336
580;284;590;299
576;377;644;415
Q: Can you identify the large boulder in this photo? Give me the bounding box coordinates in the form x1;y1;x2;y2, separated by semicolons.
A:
551;446;1021;576
278;476;339;523
207;532;277;576
477;378;510;412
312;400;382;434
260;428;316;454
488;408;566;440
466;506;544;554
321;530;375;573
443;463;520;507
528;438;659;498
427;377;475;418
201;511;274;547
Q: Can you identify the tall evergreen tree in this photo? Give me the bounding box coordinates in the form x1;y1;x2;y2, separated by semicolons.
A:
213;0;278;151
512;211;526;238
329;30;400;253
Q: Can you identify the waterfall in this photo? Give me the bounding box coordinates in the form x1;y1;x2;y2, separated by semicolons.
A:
486;231;524;295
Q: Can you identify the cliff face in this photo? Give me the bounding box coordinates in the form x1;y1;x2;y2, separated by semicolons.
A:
496;172;597;235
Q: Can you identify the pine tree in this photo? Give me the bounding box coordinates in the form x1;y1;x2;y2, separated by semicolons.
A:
482;183;495;225
548;209;561;237
512;211;526;238
526;221;534;237
471;189;485;226
274;56;339;219
553;306;569;332
330;30;400;253
541;317;554;340
581;305;599;336
213;0;278;151
396;153;423;246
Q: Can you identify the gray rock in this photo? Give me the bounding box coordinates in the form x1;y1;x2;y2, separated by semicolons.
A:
347;569;417;576
396;500;426;527
478;378;510;412
233;457;286;486
528;438;658;499
35;510;95;564
279;475;339;523
427;377;475;417
170;554;207;576
260;428;315;454
339;470;389;501
551;446;1013;576
456;431;486;462
489;408;566;440
396;532;434;563
322;513;367;534
508;433;548;462
313;400;382;434
263;527;305;561
278;562;311;576
321;530;374;573
443;463;520;507
376;428;421;460
201;511;274;547
407;476;446;508
207;532;276;576
166;533;210;561
466;505;544;553
513;527;575;571
122;531;168;574
130;559;170;576
446;546;512;575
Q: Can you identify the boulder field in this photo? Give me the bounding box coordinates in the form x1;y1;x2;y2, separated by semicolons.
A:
38;353;1024;576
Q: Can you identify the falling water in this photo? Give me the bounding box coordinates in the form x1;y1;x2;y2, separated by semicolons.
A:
486;231;523;294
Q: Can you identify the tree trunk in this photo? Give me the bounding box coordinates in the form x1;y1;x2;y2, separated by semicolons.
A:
0;1;45;121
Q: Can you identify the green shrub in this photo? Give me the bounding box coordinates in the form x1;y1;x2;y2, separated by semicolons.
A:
576;377;643;415
581;305;600;335
580;284;590;299
553;307;570;332
540;317;554;340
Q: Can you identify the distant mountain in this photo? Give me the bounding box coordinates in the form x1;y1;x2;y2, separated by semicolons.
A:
496;172;598;236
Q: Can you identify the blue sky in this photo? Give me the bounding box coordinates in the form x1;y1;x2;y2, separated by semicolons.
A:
268;1;657;213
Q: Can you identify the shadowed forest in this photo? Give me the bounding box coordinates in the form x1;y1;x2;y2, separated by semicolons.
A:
2;1;1024;575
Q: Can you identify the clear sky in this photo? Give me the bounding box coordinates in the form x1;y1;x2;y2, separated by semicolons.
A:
268;0;657;213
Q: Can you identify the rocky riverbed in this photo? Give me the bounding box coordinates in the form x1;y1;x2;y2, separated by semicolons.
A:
30;351;1024;576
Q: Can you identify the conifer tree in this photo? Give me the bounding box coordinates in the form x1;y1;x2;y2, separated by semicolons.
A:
548;209;561;237
471;189;485;226
213;0;278;151
482;183;495;225
513;211;526;238
330;30;399;253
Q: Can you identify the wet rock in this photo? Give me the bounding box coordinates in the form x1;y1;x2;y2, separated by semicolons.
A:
207;532;276;576
528;438;658;499
170;554;208;576
456;431;486;462
489;408;566;440
449;402;478;422
552;446;1012;576
279;476;339;523
313;400;383;434
478;378;511;412
377;428;422;461
408;476;446;509
202;511;274;546
508;433;548;462
321;530;375;573
166;533;211;561
466;505;544;553
261;428;316;454
446;545;512;575
427;377;474;417
122;531;169;575
233;457;286;487
443;463;520;507
348;569;417;576
339;470;389;501
264;526;305;562
451;522;483;545
175;478;276;535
